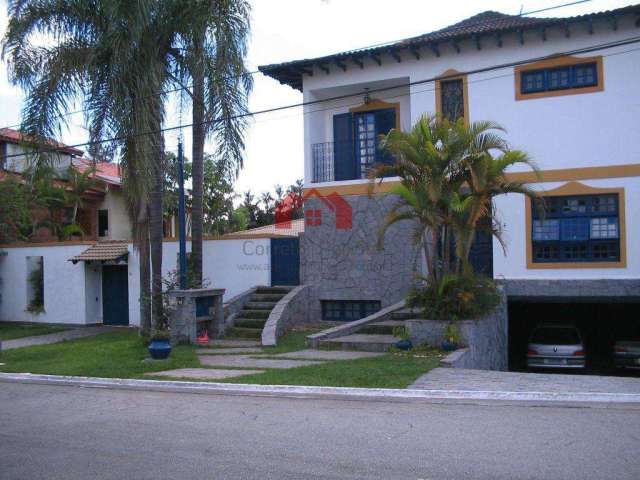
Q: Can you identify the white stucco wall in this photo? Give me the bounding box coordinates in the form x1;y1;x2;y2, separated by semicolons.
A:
0;244;90;324
96;188;132;241
0;238;272;326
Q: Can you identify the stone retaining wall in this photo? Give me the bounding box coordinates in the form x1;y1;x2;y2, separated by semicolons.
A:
261;285;311;346
301;194;422;320
406;289;508;371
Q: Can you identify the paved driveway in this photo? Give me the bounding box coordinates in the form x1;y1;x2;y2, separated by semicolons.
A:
411;368;640;394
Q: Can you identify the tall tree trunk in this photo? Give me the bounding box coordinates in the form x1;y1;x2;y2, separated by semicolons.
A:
149;129;165;331
191;53;205;287
422;230;435;283
137;202;151;335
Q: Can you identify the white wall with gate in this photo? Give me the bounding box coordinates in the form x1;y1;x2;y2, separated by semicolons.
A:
0;238;271;326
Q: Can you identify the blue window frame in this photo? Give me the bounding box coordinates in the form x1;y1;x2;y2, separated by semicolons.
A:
321;300;381;321
521;62;598;95
531;194;620;263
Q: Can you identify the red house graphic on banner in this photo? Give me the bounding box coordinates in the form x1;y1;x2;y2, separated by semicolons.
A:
275;188;352;230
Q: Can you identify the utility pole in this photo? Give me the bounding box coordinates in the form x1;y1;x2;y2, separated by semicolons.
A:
177;139;187;290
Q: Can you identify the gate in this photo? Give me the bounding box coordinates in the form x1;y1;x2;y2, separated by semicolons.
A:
270;238;300;286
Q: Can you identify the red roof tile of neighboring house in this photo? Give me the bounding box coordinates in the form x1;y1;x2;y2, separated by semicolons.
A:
74;158;122;187
0;127;84;156
69;241;129;263
259;4;640;90
222;218;304;239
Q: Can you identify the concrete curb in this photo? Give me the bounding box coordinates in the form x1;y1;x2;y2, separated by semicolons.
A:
1;372;639;408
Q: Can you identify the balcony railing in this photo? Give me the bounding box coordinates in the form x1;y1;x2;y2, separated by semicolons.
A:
312;140;394;183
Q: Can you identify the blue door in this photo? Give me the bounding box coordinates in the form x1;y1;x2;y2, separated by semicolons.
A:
102;266;129;325
270;238;300;286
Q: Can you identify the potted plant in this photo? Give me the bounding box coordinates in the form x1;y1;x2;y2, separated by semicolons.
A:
441;323;462;352
393;326;413;351
148;329;172;360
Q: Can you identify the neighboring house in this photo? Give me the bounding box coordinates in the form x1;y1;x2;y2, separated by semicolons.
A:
0;128;131;242
73;158;132;241
0;127;83;174
259;6;640;324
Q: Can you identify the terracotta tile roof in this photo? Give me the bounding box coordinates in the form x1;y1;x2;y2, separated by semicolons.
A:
0;127;84;156
69;241;129;262
222;218;304;239
74;159;122;186
259;4;640;90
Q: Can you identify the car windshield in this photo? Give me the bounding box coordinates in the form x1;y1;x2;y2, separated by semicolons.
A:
531;327;580;345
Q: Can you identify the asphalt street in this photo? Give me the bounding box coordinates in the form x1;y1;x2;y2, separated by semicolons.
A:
1;382;639;480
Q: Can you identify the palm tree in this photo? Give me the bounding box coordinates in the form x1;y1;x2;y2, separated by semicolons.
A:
3;0;166;335
371;115;540;282
170;0;252;286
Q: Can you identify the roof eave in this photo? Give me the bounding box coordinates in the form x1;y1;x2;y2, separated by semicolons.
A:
258;6;640;91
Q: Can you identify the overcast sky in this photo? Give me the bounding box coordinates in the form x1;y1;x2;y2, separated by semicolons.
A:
0;0;634;196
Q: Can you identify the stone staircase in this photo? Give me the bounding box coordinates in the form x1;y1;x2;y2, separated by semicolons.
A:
225;286;294;340
317;307;415;352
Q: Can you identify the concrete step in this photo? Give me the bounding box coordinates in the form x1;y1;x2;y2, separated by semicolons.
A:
390;308;420;321
238;309;270;319
255;286;294;295
358;320;405;335
245;301;278;310
208;339;260;348
225;327;263;340
234;318;267;329
319;334;400;352
250;293;286;303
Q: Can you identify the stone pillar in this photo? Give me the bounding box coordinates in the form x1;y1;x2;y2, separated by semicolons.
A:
167;288;225;345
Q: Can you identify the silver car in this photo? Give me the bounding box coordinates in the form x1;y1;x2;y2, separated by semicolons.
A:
614;339;640;369
527;325;586;369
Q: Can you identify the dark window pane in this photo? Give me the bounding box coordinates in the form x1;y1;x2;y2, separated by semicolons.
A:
592;195;617;213
98;210;109;237
522;70;545;93
548;66;571;90
440;79;464;121
573;63;597;88
561;218;589;241
533;219;559;241
321;300;381;321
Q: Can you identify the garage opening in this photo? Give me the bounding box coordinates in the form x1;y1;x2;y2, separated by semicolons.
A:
508;300;640;375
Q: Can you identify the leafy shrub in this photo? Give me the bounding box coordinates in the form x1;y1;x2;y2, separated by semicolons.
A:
407;274;500;321
27;258;45;313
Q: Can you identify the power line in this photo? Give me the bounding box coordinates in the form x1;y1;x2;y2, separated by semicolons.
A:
0;0;596;131
3;33;640;162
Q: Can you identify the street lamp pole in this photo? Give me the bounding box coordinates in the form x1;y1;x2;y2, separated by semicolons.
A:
177;139;187;290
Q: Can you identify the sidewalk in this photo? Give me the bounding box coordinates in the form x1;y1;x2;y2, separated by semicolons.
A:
1;326;121;351
2;372;639;408
410;367;640;394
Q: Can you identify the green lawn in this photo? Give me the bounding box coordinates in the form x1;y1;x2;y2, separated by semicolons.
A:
0;322;69;341
222;354;442;389
0;328;442;389
0;330;199;378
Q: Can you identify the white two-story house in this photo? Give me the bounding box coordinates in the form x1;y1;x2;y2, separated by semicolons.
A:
259;6;640;341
